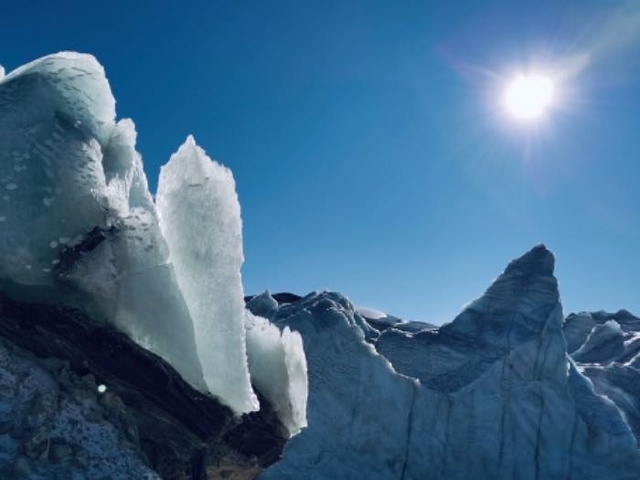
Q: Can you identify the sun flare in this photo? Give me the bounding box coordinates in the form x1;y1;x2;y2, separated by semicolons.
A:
504;74;555;120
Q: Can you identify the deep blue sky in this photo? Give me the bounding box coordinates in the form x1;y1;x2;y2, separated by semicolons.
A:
2;1;639;323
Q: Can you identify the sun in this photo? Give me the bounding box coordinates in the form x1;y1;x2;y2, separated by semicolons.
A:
503;74;555;120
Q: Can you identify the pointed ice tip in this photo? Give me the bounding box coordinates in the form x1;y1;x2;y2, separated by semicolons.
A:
504;244;555;277
176;134;203;159
185;134;197;147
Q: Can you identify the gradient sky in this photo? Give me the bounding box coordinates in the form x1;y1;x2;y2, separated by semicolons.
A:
2;1;639;323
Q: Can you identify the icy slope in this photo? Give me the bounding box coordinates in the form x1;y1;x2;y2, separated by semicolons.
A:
253;291;418;479
254;245;640;479
565;310;640;444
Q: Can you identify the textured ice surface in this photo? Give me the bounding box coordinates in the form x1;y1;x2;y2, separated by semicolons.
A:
0;52;308;420
157;136;258;413
3;52;115;144
255;246;640;479
246;290;280;318
566;310;640;444
572;319;625;363
245;308;308;435
0;53;111;285
0;52;204;391
252;291;417;480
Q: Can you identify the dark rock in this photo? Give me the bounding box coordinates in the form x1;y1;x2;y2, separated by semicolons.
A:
0;291;288;479
49;439;72;463
21;430;50;460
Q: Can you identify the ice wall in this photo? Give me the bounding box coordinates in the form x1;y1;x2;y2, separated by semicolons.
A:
255;246;640;479
157;136;258;414
0;52;204;389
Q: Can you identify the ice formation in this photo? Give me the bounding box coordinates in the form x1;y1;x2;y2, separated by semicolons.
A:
252;246;640;479
156;136;258;413
566;310;640;443
253;291;417;479
0;52;307;420
245;303;308;435
6;50;639;478
0;52;205;390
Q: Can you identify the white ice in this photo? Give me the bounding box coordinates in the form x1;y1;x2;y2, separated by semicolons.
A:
245;310;308;435
0;52;204;391
156;136;258;414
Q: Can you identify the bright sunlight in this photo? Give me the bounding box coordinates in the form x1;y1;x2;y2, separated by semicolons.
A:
503;74;555;120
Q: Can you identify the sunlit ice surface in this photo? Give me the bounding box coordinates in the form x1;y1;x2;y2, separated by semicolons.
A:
503;74;555;120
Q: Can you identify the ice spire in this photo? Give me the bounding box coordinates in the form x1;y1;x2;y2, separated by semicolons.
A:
157;136;258;414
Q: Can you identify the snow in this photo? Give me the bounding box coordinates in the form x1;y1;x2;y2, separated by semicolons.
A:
356;306;386;319
245;311;308;435
604;318;623;333
157;136;258;414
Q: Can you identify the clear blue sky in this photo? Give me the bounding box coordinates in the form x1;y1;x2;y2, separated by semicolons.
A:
2;1;639;323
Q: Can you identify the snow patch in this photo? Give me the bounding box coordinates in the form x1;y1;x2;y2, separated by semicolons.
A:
357;306;387;319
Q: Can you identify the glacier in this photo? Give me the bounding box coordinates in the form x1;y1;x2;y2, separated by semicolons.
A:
252;246;640;479
0;52;307;422
566;310;640;446
2;50;640;479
